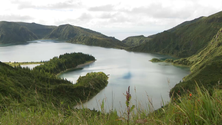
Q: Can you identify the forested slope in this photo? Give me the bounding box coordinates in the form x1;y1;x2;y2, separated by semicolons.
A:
122;35;151;47
34;52;95;75
45;24;128;48
17;22;56;38
0;53;107;108
0;22;127;48
129;11;222;57
170;27;222;96
0;21;38;44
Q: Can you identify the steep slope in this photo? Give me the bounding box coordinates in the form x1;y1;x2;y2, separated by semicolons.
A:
122;35;152;47
170;27;222;96
17;22;56;38
0;52;107;108
45;24;104;39
45;24;128;48
0;21;38;44
130;11;222;57
0;22;127;48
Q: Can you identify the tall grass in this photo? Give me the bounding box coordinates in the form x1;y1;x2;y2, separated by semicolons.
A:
1;83;222;124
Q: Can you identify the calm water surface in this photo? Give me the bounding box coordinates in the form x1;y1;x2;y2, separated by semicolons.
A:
0;40;190;114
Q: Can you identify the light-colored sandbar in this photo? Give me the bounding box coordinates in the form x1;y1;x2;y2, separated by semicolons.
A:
3;61;44;67
56;60;95;77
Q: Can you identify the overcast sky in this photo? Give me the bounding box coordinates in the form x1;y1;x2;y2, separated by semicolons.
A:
0;0;222;40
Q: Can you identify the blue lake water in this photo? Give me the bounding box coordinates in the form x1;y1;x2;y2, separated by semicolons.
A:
0;40;190;114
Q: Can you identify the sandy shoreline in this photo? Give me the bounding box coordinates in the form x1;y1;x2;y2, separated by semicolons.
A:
3;61;44;67
75;60;95;69
56;60;95;77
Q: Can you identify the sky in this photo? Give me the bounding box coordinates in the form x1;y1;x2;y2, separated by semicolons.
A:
0;0;222;40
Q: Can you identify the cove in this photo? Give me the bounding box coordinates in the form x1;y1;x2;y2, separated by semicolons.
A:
0;40;190;114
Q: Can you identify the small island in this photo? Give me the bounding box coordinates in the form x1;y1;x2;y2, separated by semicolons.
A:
149;58;163;62
34;52;96;75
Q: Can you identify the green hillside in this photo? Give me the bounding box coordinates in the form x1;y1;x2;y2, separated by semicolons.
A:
45;24;104;39
0;52;112;124
45;24;128;48
17;22;56;38
129;11;222;57
34;52;95;75
0;52;107;108
2;12;222;123
0;22;127;48
169;27;222;96
122;35;151;47
0;21;38;44
68;35;127;48
1;57;222;124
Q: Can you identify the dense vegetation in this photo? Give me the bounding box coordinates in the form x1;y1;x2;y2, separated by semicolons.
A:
0;52;108;108
34;52;95;75
75;72;109;100
0;61;111;124
121;10;222;101
148;26;222;99
129;11;222;57
17;22;56;38
169;27;222;97
45;24;128;48
122;35;151;47
68;35;127;48
0;52;111;124
0;21;38;44
149;58;163;62
0;52;115;124
2;10;222;124
146;85;222;124
1;72;222;124
0;61;72;108
44;24;105;40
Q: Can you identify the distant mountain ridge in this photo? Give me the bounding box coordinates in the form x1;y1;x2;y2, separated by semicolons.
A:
0;21;38;44
128;11;222;57
170;27;222;96
45;24;105;39
17;22;56;39
0;21;127;48
119;10;222;97
45;24;127;48
122;35;152;47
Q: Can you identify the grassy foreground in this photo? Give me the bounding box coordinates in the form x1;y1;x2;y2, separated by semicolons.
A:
1;83;222;124
1;54;222;124
0;52;111;124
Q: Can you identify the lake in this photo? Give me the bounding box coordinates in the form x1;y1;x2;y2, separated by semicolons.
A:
0;40;190;114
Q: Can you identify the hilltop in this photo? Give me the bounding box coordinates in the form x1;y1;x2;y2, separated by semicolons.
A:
121;10;222;98
1;10;222;124
169;27;222;96
128;11;222;57
0;22;127;48
17;22;56;38
122;35;152;47
0;52;107;107
1;57;222;124
45;24;127;48
0;21;38;44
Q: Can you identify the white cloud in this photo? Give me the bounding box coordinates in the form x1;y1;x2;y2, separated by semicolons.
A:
0;0;222;40
11;0;82;10
89;5;114;12
0;15;33;21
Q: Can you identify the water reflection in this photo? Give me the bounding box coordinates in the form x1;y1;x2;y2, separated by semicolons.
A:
0;40;190;113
